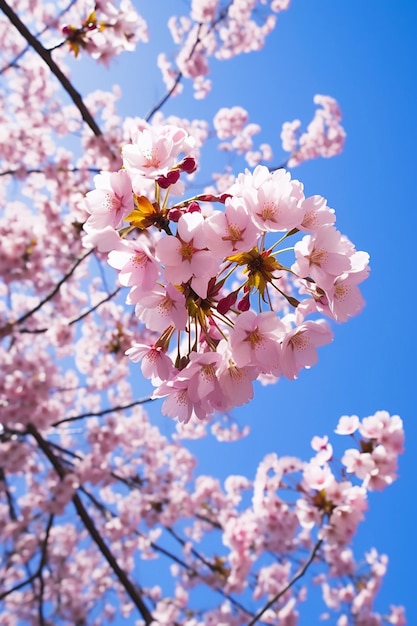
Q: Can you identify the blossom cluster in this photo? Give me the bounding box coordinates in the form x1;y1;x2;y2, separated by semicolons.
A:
0;400;405;624
0;0;406;624
281;95;346;167
84;123;369;422
160;0;291;98
213;105;273;167
61;0;148;65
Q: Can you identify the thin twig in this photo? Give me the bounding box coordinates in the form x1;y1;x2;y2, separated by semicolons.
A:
36;514;54;626
0;249;93;339
0;166;101;178
19;287;122;335
0;514;54;604
51;397;153;427
0;467;18;521
146;3;233;121
246;539;323;626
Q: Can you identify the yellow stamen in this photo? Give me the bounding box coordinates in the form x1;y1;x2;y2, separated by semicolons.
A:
126;195;158;230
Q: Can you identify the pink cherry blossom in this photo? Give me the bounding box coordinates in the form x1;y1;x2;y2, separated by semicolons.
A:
205;195;260;255
0;2;405;623
154;376;207;422
156;211;219;297
280;319;333;380
84;169;134;232
125;342;173;382
216;339;258;408
107;238;160;290
230;310;285;374
213;106;249;140
311;435;333;464
129;283;187;331
341;449;376;480
298;194;336;233
292;225;352;288
282;95;346;167
245;168;305;232
122;125;195;177
334;415;360;435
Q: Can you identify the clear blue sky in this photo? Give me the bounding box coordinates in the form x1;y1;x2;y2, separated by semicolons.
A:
72;0;417;622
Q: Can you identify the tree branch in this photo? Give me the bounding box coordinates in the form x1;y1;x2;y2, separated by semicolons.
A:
0;249;93;339
51;397;153;427
36;514;54;626
0;514;54;605
26;425;154;625
0;467;18;521
0;0;77;74
0;166;101;178
246;539;323;626
0;0;103;138
166;526;254;617
80;485;254;620
146;3;233;121
19;287;122;335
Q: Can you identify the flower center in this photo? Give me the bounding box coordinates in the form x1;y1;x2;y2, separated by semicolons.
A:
180;242;195;261
246;327;264;348
259;201;278;222
310;247;328;267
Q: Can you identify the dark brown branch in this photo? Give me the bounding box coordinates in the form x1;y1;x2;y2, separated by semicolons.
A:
246;539;323;626
146;3;233;121
0;0;77;74
166;526;254;617
0;166;101;178
36;514;54;626
26;425;154;625
145;73;183;123
0;0;103;138
0;572;38;601
51;397;153;427
19;287;122;335
80;485;254;619
0;250;93;339
0;514;54;604
0;467;18;521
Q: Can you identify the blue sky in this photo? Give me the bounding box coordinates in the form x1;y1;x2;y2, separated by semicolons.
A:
71;0;417;622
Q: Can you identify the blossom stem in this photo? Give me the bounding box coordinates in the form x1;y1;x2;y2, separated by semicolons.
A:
269;228;299;252
273;246;295;256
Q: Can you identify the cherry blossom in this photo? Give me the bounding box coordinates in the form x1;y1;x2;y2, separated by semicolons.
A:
0;1;405;624
281;95;346;167
71;119;375;421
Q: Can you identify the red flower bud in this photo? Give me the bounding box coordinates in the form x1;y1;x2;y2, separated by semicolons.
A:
178;156;197;173
237;292;250;312
156;169;181;189
168;208;182;223
187;201;201;213
217;291;238;315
